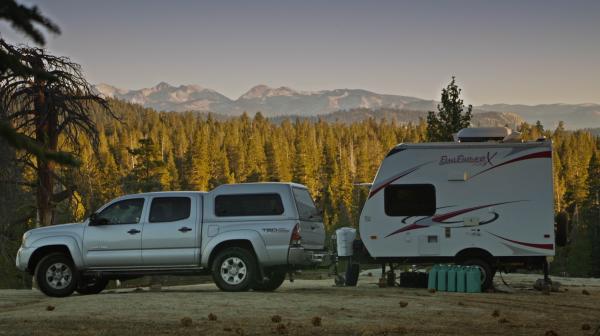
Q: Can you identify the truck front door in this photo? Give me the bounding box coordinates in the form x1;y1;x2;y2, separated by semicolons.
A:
83;197;146;267
141;195;200;266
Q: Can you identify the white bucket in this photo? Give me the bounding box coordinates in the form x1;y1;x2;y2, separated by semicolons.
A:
336;227;357;257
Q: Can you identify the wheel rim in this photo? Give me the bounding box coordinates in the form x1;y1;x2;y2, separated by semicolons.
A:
220;257;247;285
45;262;73;290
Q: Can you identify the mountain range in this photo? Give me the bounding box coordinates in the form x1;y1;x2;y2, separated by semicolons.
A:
95;82;599;129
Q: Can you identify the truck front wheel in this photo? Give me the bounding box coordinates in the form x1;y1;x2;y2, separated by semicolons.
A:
212;247;257;292
35;252;78;297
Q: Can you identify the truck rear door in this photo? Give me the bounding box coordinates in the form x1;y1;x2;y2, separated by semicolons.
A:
292;187;325;250
141;194;201;266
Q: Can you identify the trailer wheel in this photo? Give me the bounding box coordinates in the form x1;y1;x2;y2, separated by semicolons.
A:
461;258;494;291
345;263;360;286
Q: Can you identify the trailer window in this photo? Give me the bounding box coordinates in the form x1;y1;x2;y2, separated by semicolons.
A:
384;184;436;217
215;193;284;217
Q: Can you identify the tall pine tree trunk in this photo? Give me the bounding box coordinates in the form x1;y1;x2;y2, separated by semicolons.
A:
33;75;57;227
36;161;53;227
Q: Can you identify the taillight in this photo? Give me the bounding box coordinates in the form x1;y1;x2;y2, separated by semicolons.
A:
290;223;301;246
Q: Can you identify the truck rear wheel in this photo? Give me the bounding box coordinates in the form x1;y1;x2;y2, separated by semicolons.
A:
461;258;494;291
252;270;286;291
76;276;109;295
212;247;257;292
35;252;78;297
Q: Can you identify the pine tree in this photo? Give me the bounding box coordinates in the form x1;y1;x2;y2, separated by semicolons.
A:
165;151;180;190
183;128;210;191
124;138;168;193
584;151;600;276
426;77;473;141
0;43;111;226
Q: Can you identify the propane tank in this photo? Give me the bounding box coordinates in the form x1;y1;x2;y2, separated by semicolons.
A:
427;265;438;290
437;265;448;291
466;266;482;293
447;265;457;292
456;266;467;292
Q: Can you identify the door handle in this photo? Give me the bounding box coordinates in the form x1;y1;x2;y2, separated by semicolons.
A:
178;226;192;233
127;229;141;235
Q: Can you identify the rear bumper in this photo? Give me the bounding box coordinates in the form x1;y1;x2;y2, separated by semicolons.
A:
288;247;330;267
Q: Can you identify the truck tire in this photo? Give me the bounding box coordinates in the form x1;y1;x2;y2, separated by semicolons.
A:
76;277;109;295
212;247;257;292
252;270;286;291
35;252;78;297
461;258;494;291
345;263;360;286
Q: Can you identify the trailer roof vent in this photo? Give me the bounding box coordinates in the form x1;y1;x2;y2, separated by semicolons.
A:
456;127;515;142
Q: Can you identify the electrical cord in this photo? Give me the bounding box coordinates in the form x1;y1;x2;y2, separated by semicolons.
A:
498;269;513;289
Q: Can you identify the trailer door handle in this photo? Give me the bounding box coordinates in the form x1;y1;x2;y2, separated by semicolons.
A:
178;226;192;233
127;229;141;235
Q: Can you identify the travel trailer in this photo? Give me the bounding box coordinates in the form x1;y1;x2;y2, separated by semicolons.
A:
347;127;557;289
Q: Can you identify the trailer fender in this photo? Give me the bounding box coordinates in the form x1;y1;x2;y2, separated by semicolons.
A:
455;247;494;263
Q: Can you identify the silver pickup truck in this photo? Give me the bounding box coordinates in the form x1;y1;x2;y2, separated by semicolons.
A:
16;183;326;297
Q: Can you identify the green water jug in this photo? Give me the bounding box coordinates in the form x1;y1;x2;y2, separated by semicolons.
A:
427;265;439;290
447;265;457;292
466;266;482;293
456;266;467;292
437;265;448;291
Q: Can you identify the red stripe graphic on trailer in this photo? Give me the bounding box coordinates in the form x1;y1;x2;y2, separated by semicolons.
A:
384;223;428;237
385;200;525;238
368;161;433;199
430;201;521;223
470;151;551;179
489;232;553;250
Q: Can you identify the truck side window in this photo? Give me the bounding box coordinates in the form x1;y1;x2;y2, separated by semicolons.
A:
215;193;284;217
149;197;191;223
384;184;436;217
98;198;145;224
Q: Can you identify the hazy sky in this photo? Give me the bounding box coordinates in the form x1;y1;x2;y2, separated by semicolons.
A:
2;0;599;105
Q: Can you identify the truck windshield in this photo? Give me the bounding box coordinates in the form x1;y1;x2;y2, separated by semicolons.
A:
292;188;321;221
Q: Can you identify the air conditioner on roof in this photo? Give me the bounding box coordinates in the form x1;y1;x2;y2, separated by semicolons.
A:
456;127;520;142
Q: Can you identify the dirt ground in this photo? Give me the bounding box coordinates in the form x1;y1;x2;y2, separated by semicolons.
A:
0;273;599;336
